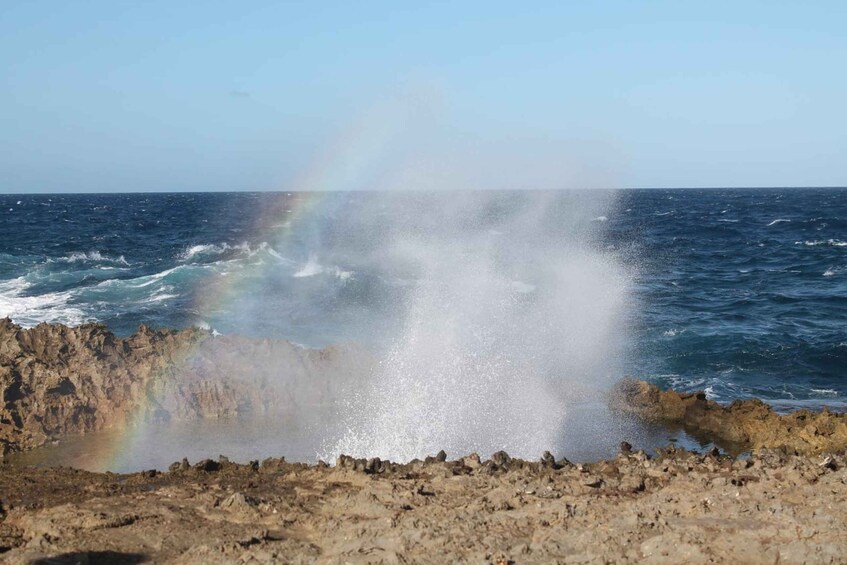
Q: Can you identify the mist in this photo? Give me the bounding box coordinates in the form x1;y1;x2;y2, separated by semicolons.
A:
169;93;641;461
299;189;636;461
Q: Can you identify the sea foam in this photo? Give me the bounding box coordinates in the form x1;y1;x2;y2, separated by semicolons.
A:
0;277;86;327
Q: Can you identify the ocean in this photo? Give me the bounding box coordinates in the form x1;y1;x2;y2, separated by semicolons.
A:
1;188;845;414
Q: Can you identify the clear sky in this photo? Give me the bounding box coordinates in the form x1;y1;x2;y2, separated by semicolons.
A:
1;1;845;192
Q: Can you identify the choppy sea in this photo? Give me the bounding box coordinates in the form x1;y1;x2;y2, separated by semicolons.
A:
1;188;845;411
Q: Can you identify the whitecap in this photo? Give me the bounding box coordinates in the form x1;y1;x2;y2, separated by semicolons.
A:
799;239;847;247
180;242;249;261
767;218;791;226
591;216;608;222
0;277;86;326
180;243;225;260
57;251;129;266
811;389;838;397
180;241;292;265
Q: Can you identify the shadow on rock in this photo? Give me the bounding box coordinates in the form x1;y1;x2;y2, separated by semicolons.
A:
30;551;149;564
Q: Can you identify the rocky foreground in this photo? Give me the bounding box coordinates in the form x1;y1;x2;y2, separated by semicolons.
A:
3;320;847;563
2;448;847;563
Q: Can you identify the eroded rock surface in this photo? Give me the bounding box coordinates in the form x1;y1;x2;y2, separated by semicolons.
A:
0;319;371;458
2;323;847;562
614;378;847;455
2;448;846;563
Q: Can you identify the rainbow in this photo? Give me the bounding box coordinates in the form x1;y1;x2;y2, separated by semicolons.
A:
87;105;410;472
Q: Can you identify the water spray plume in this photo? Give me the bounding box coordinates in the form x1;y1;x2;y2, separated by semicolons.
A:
322;190;633;461
76;96;636;468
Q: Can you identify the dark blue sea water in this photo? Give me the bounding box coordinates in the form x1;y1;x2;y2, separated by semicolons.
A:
1;189;845;410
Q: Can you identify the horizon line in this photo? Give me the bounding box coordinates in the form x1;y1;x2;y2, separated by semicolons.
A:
2;185;847;196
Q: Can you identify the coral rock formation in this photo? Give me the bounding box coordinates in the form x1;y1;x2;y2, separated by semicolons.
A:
614;378;847;455
0;319;369;458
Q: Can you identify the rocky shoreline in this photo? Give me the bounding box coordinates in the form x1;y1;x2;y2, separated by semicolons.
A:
613;378;847;455
4;320;847;460
0;319;372;459
3;320;847;562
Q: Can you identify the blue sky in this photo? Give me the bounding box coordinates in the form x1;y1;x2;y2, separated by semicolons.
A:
1;1;845;192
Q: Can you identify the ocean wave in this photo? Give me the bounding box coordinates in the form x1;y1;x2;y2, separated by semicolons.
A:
180;243;229;261
131;266;187;287
0;276;30;297
87;265;200;296
179;241;292;264
767;219;791;226
50;251;130;266
143;288;179;303
0;277;86;326
823;267;843;277
796;239;847;247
